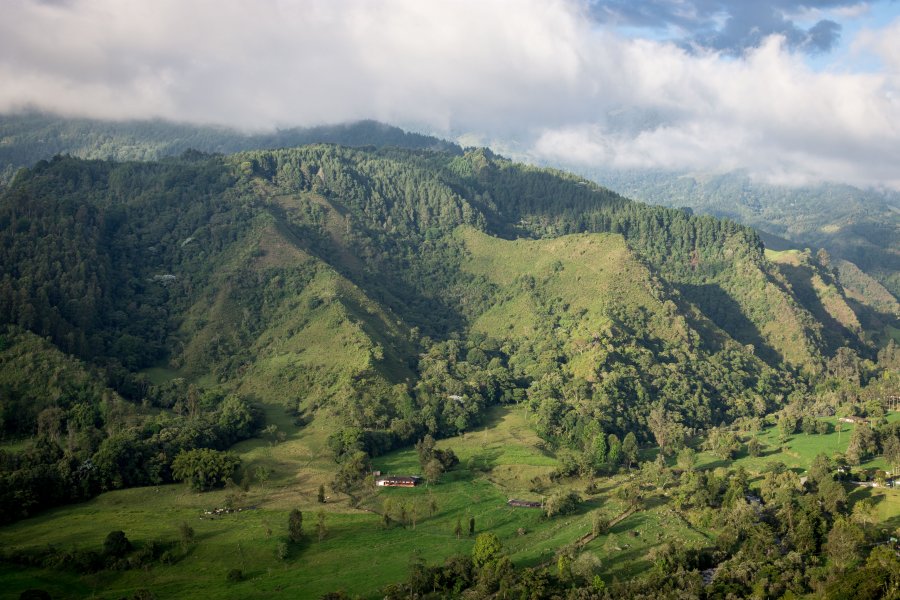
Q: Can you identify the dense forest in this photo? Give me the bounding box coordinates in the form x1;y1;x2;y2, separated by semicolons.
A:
1;137;895;530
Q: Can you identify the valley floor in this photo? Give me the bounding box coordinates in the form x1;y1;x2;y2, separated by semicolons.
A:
1;407;898;599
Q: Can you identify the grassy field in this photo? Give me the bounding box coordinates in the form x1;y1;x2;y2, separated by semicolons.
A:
0;405;717;599
0;407;577;599
2;405;898;599
694;413;900;475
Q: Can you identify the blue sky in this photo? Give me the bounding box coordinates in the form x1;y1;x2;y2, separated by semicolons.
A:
589;1;899;57
811;1;900;71
2;0;900;188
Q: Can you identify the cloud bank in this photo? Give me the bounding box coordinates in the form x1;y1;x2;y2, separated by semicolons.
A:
2;0;899;188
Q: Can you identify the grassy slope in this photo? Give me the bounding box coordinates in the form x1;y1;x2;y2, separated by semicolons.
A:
456;226;694;374
834;258;899;317
176;209;413;411
766;249;865;348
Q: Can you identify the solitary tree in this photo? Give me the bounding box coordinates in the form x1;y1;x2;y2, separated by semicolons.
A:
592;511;610;536
851;498;876;529
424;458;444;485
676;447;696;472
276;542;288;561
103;530;131;558
882;435;900;478
179;522;195;549
454;518;462;539
317;484;326;504
846;423;877;465
607;434;622;470
747;437;762;457
704;427;740;460
647;405;684;455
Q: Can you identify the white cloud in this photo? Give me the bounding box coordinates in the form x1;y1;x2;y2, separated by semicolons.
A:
854;15;900;72
533;32;900;188
1;0;900;188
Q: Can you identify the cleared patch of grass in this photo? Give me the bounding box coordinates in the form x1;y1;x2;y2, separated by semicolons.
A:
140;364;182;385
695;413;900;476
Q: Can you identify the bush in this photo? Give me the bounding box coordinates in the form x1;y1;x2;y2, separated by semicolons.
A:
103;530;131;558
472;533;503;568
544;491;581;518
178;522;195;548
226;568;243;583
276;542;289;561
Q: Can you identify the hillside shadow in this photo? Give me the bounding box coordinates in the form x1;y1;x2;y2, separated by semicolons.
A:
643;495;669;510
270;200;469;341
881;513;900;535
677;283;781;366
609;510;650;536
845;297;899;350
472;406;509;431
696;458;732;471
468;447;503;471
776;263;859;354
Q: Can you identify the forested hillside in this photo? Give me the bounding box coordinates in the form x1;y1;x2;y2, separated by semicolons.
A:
0;142;891;524
581;167;900;302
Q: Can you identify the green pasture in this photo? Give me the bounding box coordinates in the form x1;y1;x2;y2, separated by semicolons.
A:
2;405;898;599
695;413;900;475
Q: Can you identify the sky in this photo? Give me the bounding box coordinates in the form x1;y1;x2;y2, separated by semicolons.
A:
2;0;900;188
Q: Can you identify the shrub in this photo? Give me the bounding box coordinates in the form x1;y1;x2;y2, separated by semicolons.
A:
103;531;131;558
276;542;289;561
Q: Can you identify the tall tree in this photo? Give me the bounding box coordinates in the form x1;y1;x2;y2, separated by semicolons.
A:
826;518;864;572
622;432;639;470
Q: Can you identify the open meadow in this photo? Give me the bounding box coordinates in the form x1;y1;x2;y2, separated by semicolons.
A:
2;406;898;599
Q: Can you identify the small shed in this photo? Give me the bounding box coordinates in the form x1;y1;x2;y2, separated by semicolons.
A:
507;499;542;509
838;416;867;424
376;476;421;488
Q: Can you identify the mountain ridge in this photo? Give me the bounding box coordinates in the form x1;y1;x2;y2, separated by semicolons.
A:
0;136;893;525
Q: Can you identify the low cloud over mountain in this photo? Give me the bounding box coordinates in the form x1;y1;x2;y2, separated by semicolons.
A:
2;0;899;188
